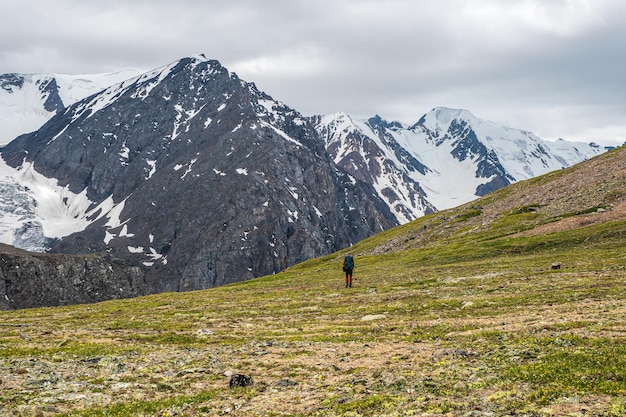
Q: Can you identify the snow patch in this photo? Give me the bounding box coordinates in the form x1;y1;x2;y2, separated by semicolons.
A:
180;158;197;179
119;144;130;164
145;159;157;179
171;103;206;140
287;186;299;200
259;121;303;147
118;224;134;238
0;159;131;250
286;209;299;223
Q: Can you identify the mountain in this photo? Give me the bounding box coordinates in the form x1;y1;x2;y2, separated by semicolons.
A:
312;113;437;224
0;69;143;145
313;108;604;222
0;63;605;230
0;55;396;304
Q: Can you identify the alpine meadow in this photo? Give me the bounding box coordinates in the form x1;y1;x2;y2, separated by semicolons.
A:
0;145;624;416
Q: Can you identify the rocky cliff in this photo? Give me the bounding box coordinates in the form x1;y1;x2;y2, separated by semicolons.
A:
0;244;148;310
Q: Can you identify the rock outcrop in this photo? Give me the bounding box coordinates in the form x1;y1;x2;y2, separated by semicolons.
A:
0;244;149;310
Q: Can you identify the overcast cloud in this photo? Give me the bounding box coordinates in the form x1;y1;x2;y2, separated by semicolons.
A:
1;0;624;146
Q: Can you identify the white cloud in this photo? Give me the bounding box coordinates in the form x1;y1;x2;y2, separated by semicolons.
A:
230;46;331;79
1;0;625;146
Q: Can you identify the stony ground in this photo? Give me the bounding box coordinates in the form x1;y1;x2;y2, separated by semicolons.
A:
2;285;625;416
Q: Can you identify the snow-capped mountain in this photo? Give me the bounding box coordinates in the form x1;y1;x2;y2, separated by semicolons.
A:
0;69;143;145
313;107;604;222
0;64;605;232
0;69;144;251
311;113;437;224
1;55;396;294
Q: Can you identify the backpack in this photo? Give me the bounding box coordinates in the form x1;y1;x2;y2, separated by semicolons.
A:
343;255;354;270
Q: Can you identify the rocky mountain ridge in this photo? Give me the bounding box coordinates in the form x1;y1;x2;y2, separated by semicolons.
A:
0;243;146;310
313;108;604;222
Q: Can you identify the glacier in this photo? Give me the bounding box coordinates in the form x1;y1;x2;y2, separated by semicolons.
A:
0;158;128;251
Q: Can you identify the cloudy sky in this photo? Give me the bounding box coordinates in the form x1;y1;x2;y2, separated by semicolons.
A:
2;0;624;146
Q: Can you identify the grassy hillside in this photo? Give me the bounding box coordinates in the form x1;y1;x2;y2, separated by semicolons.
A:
1;147;625;416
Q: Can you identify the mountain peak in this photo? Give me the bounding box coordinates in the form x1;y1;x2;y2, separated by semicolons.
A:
175;54;220;69
367;115;405;131
414;107;478;130
190;53;209;62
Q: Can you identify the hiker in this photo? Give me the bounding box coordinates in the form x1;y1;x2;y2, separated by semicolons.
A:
342;253;355;287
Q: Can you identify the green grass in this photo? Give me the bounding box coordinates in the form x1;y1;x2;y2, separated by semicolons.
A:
1;238;625;415
1;149;625;415
60;390;219;417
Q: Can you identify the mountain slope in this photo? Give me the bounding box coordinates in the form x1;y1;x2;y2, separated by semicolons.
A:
314;107;604;223
0;56;396;300
0;69;142;145
0;147;624;415
359;145;625;257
